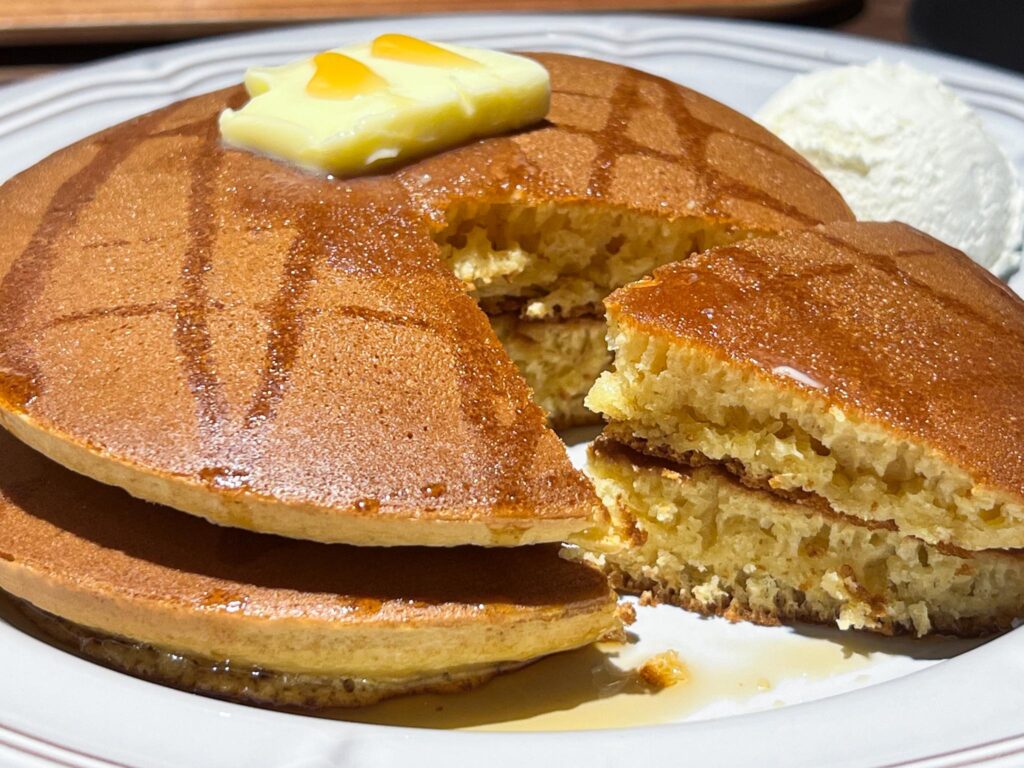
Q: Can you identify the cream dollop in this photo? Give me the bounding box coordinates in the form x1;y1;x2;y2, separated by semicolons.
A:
757;60;1023;275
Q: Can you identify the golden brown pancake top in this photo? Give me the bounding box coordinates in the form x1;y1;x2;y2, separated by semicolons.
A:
0;53;852;544
404;54;852;230
606;221;1024;499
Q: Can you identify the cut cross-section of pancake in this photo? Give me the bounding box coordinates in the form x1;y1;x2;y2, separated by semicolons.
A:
0;430;619;707
0;53;850;546
583;221;1024;635
410;54;852;426
587;438;1024;636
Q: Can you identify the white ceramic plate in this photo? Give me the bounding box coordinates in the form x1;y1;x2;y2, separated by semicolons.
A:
2;14;1024;768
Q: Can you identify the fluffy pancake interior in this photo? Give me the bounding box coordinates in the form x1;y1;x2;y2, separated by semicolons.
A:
583;439;1024;637
490;315;610;428
435;202;753;424
586;317;1024;551
435;202;747;319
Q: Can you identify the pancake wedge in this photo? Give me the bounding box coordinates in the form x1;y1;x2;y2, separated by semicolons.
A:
0;430;619;707
0;54;850;546
587;438;1024;636
584;222;1024;635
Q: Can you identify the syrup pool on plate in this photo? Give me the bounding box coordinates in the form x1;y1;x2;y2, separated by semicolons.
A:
0;565;986;732
329;597;985;731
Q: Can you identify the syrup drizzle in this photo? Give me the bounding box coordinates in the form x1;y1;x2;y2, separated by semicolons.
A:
243;212;326;430
175;119;230;436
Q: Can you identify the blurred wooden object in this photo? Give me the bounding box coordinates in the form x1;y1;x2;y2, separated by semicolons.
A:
1;0;849;44
0;0;913;85
0;65;57;84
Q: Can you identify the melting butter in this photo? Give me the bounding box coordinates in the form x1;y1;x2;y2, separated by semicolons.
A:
219;35;550;176
371;34;482;69
305;52;388;99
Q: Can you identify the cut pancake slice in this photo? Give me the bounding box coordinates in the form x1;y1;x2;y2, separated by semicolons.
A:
417;60;856;426
0;430;619;708
588;222;1024;552
0;53;850;545
587;438;1024;637
583;221;1024;635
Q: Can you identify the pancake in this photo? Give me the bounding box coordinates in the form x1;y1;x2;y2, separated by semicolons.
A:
583;221;1024;635
0;53;851;546
586;438;1024;637
0;429;619;707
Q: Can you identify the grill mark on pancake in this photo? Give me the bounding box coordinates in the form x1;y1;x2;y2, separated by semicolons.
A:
161;107;251;441
239;197;427;432
584;74;641;199
236;196;553;515
552;72;821;228
43;301;178;329
654;79;819;228
220;150;555;515
552;88;605;100
78;236;158;250
0;111;169;412
149;119;219;141
814;230;1024;338
245;298;439;431
327;305;433;331
446;289;550;514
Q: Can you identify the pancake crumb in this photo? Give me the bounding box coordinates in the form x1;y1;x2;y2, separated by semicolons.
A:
637;650;688;690
617;601;637;626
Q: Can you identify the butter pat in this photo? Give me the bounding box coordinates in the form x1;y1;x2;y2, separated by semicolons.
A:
219;35;551;176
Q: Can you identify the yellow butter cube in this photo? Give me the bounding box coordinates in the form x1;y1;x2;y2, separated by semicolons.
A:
219;35;551;176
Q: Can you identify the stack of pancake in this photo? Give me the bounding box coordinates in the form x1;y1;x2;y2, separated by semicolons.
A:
0;52;852;706
585;222;1024;636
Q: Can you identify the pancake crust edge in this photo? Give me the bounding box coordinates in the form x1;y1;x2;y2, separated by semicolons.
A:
0;53;852;546
0;429;619;693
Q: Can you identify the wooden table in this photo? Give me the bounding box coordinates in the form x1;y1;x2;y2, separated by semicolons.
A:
0;0;910;85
